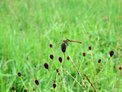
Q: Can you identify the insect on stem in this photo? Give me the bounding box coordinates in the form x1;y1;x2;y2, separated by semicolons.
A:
63;39;82;44
61;39;82;54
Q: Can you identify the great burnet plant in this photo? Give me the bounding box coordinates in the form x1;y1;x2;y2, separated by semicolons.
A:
47;39;117;92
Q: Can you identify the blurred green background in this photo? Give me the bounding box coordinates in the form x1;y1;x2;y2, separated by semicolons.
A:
0;0;122;92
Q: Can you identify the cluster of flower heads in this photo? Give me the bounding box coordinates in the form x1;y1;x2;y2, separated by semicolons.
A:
42;41;72;90
11;39;121;92
43;39;119;91
11;70;40;91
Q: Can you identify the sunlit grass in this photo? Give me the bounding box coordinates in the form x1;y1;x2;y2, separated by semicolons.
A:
0;0;122;92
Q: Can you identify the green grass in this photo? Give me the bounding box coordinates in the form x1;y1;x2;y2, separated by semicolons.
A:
0;0;122;92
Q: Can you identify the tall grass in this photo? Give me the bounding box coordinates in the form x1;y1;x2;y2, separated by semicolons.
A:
0;0;122;92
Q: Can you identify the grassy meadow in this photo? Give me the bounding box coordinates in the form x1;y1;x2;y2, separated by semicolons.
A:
0;0;122;92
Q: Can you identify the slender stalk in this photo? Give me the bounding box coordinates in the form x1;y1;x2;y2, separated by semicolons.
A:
84;74;96;92
70;59;81;76
61;53;67;92
63;68;86;90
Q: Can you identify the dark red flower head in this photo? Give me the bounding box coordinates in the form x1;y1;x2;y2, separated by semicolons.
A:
83;52;86;57
119;67;122;70
61;43;66;53
67;56;70;60
53;83;56;89
58;57;62;63
17;72;21;77
49;44;53;48
35;80;39;85
50;54;54;60
98;59;101;63
109;50;114;57
88;46;92;50
44;63;49;69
